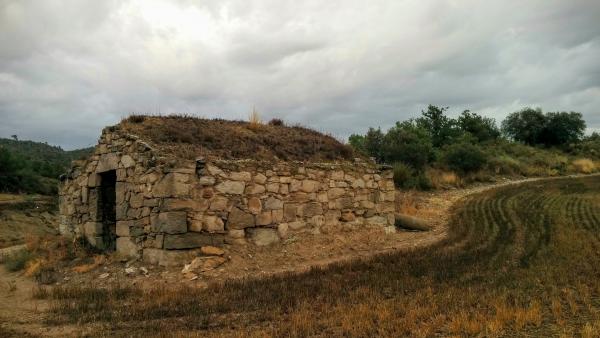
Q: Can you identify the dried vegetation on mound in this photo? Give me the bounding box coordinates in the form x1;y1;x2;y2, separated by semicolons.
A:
119;115;356;162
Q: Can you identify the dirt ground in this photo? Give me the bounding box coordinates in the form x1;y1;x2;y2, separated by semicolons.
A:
0;194;58;249
0;177;565;336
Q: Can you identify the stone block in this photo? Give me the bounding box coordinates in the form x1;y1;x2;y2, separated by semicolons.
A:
248;197;262;214
288;221;306;230
84;221;103;237
116;237;139;258
327;188;346;199
256;211;272;226
277;223;289;239
163;233;224;249
153;173;190;197
215;181;245;195
204;216;225;232
302;202;323;217
253;173;267;184
247;228;279;246
116;221;132;237
283;203;297;221
228;229;245;239
96;153;119;173
272;209;284;223
151;212;188;234
209;196;229;211
87;174;100;187
245;184;266;195
121;155;136;168
199;176;216;186
227;207;255;229
301;180;319;193
264;197;283;210
229;171;252;181
266;183;279;192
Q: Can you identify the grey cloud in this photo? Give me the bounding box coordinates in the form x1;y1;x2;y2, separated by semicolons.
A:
0;0;599;149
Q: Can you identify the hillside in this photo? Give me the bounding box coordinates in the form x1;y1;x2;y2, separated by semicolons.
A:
0;138;93;195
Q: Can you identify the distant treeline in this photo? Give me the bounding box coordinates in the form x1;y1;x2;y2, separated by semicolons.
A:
349;106;600;189
0;138;93;195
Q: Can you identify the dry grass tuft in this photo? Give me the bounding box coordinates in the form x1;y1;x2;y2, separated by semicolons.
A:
427;169;461;189
572;158;596;174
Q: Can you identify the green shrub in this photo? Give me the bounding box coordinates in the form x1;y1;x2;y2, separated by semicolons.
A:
392;162;414;188
3;250;33;272
440;142;488;174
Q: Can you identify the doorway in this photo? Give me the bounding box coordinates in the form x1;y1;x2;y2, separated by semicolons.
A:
98;170;117;251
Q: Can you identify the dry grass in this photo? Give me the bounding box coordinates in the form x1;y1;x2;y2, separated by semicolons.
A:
426;168;461;189
572;158;596;174
35;176;600;337
119;115;355;162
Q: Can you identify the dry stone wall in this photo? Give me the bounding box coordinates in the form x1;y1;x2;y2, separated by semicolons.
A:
59;128;395;266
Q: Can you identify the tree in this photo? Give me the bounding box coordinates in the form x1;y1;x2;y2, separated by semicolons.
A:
501;108;547;145
457;110;500;143
440;142;488;174
11;135;18;141
381;121;434;169
540;112;586;146
348;134;366;154
502;108;586;147
364;127;385;162
416;105;462;147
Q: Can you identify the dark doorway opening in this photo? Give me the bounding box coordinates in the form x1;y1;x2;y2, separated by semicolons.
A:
98;170;117;251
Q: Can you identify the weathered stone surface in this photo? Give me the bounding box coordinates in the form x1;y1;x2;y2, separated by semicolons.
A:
256;211;272;226
200;246;225;256
199;176;216;186
151;212;187;234
121;155;136;168
204;216;225;232
283;203;297;221
245;184;266;195
229;171;252;181
264;197;283;210
87;174;100;187
272;209;284;223
162;199;208;211
143;248;193;267
248;197;262;214
303;203;323;217
288;221;306;230
331;170;344;180
266;183;279;192
163;233;224;249
327;188;346;199
182;256;227;273
153;173;190;197
301;180;319;193
84;221;102;237
253;173;267;184
227;207;255;229
247;228;279;246
341;211;356;222
116;237;139;258
277;223;289;239
96;153;119;173
209;196;229;211
116;221;132;237
129;193;144;208
228;229;245;239
215;181;245;195
189;219;203;232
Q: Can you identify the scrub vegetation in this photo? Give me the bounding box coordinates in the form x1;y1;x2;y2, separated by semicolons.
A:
349;106;600;189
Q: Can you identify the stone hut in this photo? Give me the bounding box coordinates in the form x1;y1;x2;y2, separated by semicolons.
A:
59;116;395;265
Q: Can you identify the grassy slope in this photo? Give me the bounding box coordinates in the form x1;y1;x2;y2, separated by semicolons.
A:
35;176;600;337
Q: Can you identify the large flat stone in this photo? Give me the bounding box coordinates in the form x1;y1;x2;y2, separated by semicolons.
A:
96;153;119;173
163;233;224;249
151;212;188;234
247;228;280;246
116;237;139;258
227;207;255;229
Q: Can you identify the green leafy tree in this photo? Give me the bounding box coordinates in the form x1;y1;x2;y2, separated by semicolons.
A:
364;127;385;162
501;108;546;145
440;142;488;174
416;105;462;147
457;110;500;143
348;134;366;154
382;121;434;169
540;112;586;146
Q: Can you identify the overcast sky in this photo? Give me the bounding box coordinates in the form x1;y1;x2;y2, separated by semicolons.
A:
1;0;599;149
